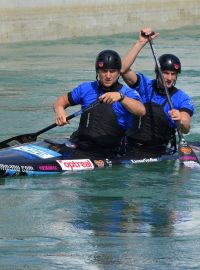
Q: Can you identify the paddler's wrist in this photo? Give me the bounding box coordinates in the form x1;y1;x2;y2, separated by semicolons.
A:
136;40;147;48
118;93;125;102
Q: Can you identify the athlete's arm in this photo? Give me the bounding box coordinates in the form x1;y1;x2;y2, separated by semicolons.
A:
121;28;159;86
99;92;145;116
168;109;191;134
120;96;146;116
53;94;71;126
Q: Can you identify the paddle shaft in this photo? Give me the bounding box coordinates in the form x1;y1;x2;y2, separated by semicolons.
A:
0;99;101;148
33;111;87;137
35;100;100;137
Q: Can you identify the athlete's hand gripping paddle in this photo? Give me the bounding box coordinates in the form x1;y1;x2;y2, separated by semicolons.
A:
0;100;101;149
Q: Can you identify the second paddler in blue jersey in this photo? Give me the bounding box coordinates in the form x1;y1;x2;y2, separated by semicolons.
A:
120;27;194;159
53;49;145;159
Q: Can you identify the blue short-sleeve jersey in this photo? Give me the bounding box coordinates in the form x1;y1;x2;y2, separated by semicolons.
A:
68;81;142;130
134;73;194;126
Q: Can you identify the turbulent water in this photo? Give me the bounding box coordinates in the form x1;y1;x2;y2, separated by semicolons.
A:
0;26;200;269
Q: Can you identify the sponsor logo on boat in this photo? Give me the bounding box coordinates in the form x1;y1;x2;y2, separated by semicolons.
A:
105;159;112;167
13;145;61;159
180;156;198;161
39;165;58;171
0;164;34;173
180;146;192;154
131;158;160;164
94;160;105;167
56;159;94;171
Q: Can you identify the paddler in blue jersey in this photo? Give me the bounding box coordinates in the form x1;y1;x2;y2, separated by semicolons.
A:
53;50;145;159
121;27;194;158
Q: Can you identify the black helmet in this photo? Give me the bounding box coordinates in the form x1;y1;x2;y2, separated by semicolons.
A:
95;50;122;72
158;54;181;73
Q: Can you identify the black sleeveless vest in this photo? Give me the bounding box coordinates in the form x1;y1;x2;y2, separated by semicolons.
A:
126;87;176;146
73;103;124;148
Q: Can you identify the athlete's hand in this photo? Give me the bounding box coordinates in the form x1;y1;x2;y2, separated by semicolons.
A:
168;109;181;121
140;28;159;44
55;108;70;126
99;92;122;104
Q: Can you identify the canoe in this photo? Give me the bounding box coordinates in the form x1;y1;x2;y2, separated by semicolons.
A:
0;99;199;177
0;138;179;177
0;138;199;177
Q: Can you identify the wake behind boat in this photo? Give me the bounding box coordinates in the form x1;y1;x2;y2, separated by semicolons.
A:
0;137;199;177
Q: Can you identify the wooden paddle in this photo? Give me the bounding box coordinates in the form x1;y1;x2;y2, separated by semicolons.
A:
147;34;199;166
0;99;101;149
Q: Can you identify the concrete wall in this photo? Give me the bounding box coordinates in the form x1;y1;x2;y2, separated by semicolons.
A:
0;0;199;43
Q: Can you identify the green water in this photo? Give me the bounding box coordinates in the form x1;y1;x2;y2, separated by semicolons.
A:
0;26;200;269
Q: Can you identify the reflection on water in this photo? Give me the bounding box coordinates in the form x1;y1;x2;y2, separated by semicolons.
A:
0;26;200;269
1;163;200;269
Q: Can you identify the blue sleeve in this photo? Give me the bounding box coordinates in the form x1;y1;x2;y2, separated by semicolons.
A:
113;84;144;130
68;81;99;109
172;90;194;116
68;84;83;105
130;73;155;103
133;73;151;94
122;86;142;102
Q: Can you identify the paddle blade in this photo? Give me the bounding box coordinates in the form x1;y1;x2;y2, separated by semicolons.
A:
0;133;37;149
178;138;200;167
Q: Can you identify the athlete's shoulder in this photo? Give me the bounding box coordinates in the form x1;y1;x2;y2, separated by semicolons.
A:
137;72;154;84
172;88;194;112
120;84;142;100
173;87;192;100
78;81;97;88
